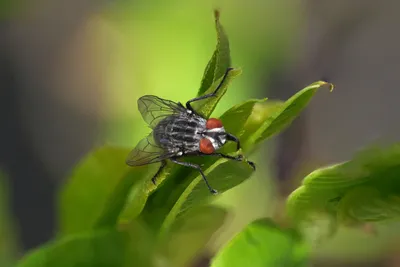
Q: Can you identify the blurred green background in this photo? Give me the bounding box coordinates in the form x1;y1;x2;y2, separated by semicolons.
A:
2;0;400;266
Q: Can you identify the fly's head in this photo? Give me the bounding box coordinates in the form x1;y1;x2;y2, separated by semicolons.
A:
198;118;227;154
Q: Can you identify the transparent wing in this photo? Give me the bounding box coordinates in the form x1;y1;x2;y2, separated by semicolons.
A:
126;132;175;166
138;95;186;128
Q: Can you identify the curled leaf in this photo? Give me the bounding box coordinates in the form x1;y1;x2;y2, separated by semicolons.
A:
286;143;400;235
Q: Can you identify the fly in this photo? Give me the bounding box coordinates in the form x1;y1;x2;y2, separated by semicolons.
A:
126;68;256;195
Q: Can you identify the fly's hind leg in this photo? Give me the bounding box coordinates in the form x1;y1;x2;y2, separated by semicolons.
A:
185;68;233;112
170;158;218;195
151;160;167;185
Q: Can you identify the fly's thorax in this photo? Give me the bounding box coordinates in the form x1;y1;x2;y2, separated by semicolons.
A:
202;127;227;151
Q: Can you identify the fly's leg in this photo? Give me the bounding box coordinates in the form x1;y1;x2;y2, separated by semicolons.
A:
226;133;241;151
205;153;256;170
185;67;233;112
151;160;167;185
170;158;218;195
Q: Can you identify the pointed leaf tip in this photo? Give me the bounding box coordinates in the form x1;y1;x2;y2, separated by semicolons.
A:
198;8;231;97
314;81;334;92
328;82;335;92
321;81;334;92
214;9;220;20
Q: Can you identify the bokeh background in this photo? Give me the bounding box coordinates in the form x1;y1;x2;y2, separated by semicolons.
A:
1;0;400;266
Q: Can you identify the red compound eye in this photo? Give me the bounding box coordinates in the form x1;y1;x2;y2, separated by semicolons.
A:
206;118;223;129
199;138;215;154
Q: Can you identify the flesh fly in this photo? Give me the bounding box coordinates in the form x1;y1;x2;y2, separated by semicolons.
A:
126;68;255;194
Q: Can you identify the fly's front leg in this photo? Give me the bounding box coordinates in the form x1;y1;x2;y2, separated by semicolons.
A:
226;133;241;151
170;158;218;195
207;152;256;170
151;160;167;185
185;67;234;112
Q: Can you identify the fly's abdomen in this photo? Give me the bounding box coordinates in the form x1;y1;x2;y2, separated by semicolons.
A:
153;117;175;149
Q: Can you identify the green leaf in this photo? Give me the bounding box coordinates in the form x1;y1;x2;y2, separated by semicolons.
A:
286;143;400;232
59;146;159;235
59;146;128;234
198;9;231;97
236;99;285;152
17;229;128;267
17;220;156;267
245;81;333;150
159;156;253;236
116;175;156;223
210;98;283;155
210;218;310;267
95;165;157;228
157;206;227;267
0;172;17;267
336;186;400;225
121;219;158;267
218;98;267;146
194;68;242;119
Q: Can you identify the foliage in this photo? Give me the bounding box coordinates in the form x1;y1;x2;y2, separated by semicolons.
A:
14;9;354;267
0;172;17;267
210;219;310;267
286;144;400;236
